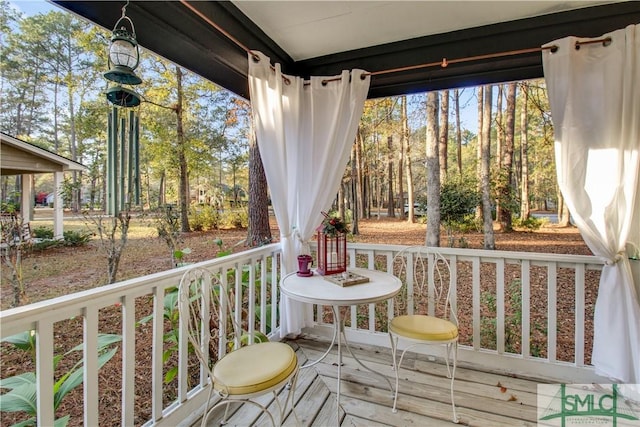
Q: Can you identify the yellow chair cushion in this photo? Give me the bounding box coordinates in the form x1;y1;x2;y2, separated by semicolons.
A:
213;341;297;395
390;315;458;341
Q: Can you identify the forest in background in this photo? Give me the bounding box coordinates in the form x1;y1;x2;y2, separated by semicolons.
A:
1;3;568;249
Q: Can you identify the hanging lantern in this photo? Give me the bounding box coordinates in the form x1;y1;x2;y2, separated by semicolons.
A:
104;2;142;86
316;212;348;275
103;2;142;216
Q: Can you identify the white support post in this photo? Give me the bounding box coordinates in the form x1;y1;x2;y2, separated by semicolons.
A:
53;171;64;239
21;174;34;222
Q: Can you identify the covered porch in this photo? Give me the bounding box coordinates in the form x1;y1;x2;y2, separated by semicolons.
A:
0;132;86;239
3;1;638;426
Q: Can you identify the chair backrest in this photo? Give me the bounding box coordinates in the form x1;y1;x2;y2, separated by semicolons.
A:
392;246;457;325
178;267;242;373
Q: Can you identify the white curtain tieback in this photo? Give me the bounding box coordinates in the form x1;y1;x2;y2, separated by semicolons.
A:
281;228;297;239
604;251;626;266
281;229;303;242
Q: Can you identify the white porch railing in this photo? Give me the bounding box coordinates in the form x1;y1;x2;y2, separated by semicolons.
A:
308;243;605;384
0;243;605;426
0;243;283;427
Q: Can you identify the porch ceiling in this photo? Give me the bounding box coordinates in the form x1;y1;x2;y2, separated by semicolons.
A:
53;1;640;99
0;132;86;176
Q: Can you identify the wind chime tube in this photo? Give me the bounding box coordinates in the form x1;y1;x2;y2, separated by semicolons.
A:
127;110;134;207
107;109;112;215
133;114;140;206
107;106;118;216
119;116;126;213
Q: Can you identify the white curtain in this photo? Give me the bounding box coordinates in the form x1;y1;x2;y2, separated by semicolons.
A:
248;51;370;337
542;24;640;384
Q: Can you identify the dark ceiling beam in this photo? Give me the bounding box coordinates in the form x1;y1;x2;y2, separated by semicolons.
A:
54;1;640;100
299;2;640;98
53;1;294;99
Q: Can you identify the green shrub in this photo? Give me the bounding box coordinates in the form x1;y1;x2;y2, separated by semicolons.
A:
439;177;482;247
32;226;54;239
62;230;92;247
220;209;248;229
0;201;19;213
189;205;220;231
33;239;61;251
440;178;481;233
513;216;544;231
453;216;482;233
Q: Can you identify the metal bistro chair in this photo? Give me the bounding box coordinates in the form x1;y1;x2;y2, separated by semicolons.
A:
178;267;299;426
388;247;459;423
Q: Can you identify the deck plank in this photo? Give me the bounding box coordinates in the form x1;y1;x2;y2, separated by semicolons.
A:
282;376;329;426
342;414;392;427
311;390;342;427
195;336;547;427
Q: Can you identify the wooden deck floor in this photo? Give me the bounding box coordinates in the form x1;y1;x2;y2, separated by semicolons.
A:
201;336;542;426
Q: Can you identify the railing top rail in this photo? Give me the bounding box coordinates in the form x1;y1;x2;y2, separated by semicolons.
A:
0;243;281;335
345;242;603;266
2;241;603;336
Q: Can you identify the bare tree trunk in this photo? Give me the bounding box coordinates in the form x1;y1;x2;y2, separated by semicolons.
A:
439;89;449;184
386;135;395;218
496;85;504;167
454;88;462;175
350;144;359;234
397;119;405;219
426;92;440;247
63;37;81;213
175;66;190;232
561;201;571;227
402;96;415;223
53;72;60;152
494;85;503;221
338;182;345;219
144;168;151;210
481;85;495;249
498;82;516;232
520;83;531;220
476;87;484;219
247;124;272;247
375;133;382;219
158;170;165;207
558;189;571;227
355;129;365;219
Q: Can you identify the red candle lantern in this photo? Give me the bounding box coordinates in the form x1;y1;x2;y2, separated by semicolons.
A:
316;212;348;275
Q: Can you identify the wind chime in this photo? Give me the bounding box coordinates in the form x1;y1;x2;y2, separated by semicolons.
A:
104;1;141;215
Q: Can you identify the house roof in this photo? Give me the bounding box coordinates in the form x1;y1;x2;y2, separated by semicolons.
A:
53;1;640;99
0;132;87;176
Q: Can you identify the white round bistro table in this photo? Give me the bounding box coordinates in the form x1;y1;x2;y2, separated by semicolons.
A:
281;267;402;420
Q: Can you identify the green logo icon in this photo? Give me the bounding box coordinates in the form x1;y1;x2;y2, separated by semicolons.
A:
538;384;640;426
